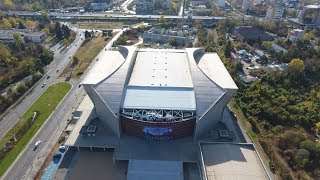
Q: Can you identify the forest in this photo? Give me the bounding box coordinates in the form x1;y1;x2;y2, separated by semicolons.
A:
196;19;320;179
0;12;74;115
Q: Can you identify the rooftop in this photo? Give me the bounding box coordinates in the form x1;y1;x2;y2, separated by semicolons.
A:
128;49;193;87
200;142;271;180
122;86;196;111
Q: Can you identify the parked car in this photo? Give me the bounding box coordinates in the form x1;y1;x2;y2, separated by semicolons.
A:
41;83;46;88
53;153;62;158
59;145;67;150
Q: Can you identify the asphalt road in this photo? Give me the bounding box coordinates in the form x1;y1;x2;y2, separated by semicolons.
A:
8;10;227;20
0;29;84;140
1;29;123;180
0;27;85;179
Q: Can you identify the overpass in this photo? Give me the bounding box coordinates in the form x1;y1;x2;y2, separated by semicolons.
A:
8;11;227;22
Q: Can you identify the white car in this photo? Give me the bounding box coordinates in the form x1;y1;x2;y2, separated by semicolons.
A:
59;145;67;150
34;141;41;148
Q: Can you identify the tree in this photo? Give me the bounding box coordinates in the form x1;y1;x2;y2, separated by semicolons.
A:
54;22;63;40
159;15;166;24
260;55;268;66
224;40;233;57
316;122;320;135
3;0;13;10
288;58;305;75
63;38;69;46
167;38;175;46
40;12;50;23
2;18;12;29
13;32;25;51
25;19;36;30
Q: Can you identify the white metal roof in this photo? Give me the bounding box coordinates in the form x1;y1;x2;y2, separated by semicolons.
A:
122;86;196;111
127;160;183;180
81;50;125;85
128;49;193;87
197;53;238;90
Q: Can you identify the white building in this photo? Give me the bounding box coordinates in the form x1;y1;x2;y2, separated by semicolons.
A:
287;29;304;42
264;5;284;23
242;0;254;11
216;0;225;8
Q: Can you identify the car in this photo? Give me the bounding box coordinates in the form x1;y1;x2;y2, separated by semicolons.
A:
47;75;51;79
41;83;46;88
34;140;41;148
96;58;99;61
75;44;77;46
69;55;72;58
56;69;59;72
53;153;62;158
59;145;67;150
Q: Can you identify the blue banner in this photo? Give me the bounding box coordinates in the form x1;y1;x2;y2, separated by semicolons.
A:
143;126;173;140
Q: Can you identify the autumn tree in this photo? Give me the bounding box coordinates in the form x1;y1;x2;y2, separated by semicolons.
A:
288;58;305;75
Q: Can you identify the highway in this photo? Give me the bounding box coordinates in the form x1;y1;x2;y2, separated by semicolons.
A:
8;10;227;20
1;28;123;180
0;27;85;179
0;29;84;139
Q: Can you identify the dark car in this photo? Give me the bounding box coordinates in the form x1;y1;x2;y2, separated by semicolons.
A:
53;153;62;158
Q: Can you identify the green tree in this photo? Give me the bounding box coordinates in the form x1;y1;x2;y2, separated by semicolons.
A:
224;40;233;57
13;32;25;51
159;15;166;24
63;38;69;46
54;22;63;40
288;58;305;75
167;38;175;46
316;122;320;134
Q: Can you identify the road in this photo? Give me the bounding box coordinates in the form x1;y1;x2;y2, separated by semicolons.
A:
0;29;84;140
7;10;227;20
0;27;84;179
1;29;123;180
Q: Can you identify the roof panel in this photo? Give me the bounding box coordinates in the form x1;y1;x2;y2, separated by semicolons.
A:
197;53;238;90
94;47;137;115
186;48;225;117
128;50;193;87
122;86;196;110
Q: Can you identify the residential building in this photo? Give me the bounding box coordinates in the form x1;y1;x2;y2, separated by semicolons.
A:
242;0;254;11
264;4;284;23
0;30;47;43
232;26;274;42
135;0;153;14
143;27;195;46
90;3;108;11
298;5;320;27
216;0;225;8
287;29;304;42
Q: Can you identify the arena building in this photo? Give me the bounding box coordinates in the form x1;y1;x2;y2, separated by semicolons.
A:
63;46;272;180
81;46;238;140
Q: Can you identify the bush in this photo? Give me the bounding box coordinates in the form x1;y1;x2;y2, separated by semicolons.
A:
76;72;83;76
58;136;66;144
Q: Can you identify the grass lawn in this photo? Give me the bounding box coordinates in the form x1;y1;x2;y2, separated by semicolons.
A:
74;21;124;30
61;33;114;79
0;82;71;176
